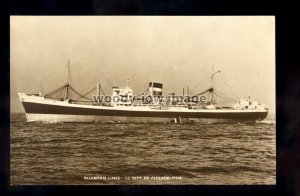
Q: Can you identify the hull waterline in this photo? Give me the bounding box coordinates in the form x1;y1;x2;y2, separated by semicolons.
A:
21;101;268;122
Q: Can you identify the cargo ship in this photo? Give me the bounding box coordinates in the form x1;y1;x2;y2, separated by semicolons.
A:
18;63;268;122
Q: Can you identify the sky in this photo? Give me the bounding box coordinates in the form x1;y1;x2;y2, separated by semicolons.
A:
10;16;275;113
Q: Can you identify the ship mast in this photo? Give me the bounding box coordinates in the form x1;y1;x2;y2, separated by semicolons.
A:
64;60;71;100
67;60;71;84
127;78;130;88
210;66;221;103
44;60;95;102
97;83;101;96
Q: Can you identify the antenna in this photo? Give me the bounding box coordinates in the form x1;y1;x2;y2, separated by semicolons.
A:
67;60;71;85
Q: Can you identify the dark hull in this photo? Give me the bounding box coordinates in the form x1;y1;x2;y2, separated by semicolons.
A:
22;101;268;121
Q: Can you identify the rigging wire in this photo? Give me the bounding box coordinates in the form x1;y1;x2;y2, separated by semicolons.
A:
214;94;235;102
194;88;213;96
68;85;93;101
74;87;97;100
57;87;65;100
106;79;114;89
214;92;235;101
214;89;237;101
190;69;211;93
100;86;106;96
219;74;239;100
44;84;66;97
213;90;237;101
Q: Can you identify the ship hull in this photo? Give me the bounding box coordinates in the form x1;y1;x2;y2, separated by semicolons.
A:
21;100;268;122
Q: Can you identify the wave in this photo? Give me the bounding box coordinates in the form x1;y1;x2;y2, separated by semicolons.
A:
256;119;276;124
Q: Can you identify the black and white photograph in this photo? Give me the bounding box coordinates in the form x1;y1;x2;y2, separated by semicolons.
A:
10;16;275;185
